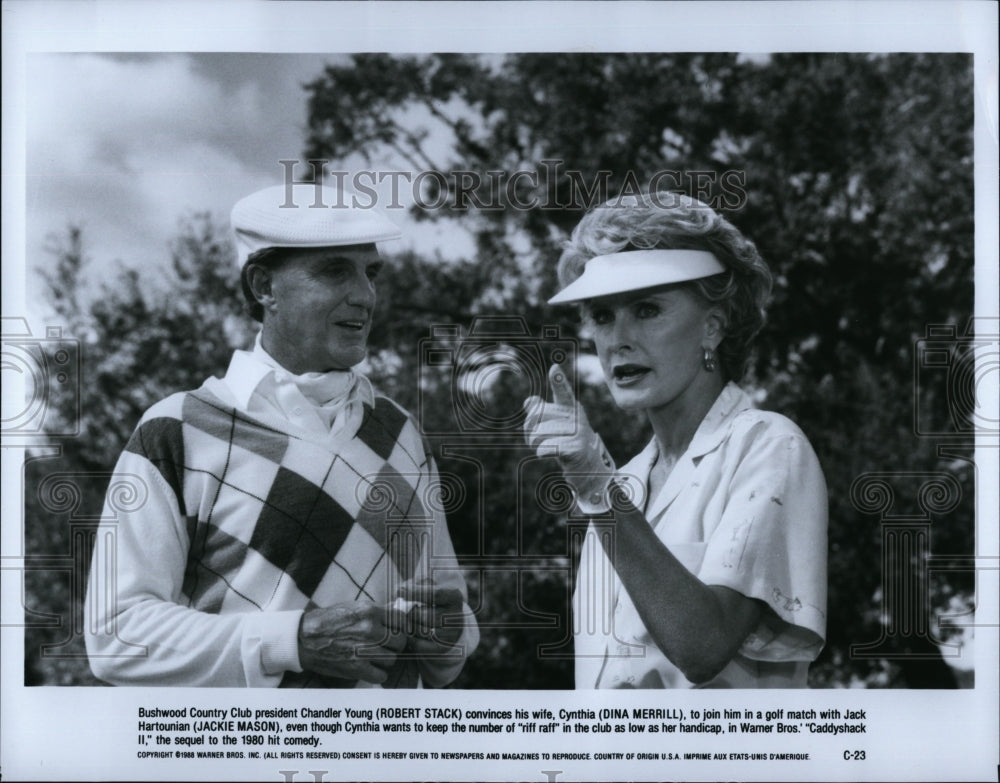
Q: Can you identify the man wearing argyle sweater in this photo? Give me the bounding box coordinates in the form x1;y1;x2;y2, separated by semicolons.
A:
85;183;479;687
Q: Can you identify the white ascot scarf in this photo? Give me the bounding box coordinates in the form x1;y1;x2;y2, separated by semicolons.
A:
252;335;359;432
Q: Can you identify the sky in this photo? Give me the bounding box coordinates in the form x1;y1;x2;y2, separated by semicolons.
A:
25;52;473;304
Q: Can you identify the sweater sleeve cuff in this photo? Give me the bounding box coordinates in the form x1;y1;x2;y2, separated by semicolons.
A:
243;610;304;683
419;604;480;688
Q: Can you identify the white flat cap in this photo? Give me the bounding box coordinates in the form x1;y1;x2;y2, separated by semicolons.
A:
231;183;402;266
548;249;726;304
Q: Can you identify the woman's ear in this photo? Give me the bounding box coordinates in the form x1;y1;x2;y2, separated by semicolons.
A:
246;264;276;312
703;306;727;350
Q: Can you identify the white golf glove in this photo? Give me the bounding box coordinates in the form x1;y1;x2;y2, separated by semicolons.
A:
523;364;616;514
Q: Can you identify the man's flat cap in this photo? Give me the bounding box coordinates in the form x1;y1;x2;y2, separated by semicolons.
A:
231;183;401;266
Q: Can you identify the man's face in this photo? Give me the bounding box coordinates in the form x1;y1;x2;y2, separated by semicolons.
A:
261;245;383;373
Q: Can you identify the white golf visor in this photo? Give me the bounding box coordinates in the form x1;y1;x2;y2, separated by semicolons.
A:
548;249;725;305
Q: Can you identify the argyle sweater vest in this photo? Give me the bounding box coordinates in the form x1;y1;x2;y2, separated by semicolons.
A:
125;385;435;687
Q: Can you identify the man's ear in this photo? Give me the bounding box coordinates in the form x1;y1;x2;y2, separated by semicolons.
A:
246;263;277;312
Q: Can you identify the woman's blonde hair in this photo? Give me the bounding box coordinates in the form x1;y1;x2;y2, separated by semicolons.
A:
558;192;773;381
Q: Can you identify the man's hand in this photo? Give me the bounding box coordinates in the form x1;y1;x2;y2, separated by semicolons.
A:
392;577;466;649
523;364;616;513
297;601;406;684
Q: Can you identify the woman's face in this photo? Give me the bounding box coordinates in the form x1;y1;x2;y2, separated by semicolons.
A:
583;285;722;414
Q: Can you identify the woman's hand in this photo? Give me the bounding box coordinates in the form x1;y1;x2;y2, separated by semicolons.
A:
523;364;616;513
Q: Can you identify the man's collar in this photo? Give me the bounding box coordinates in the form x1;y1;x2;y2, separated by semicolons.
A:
225;347;277;410
223;332;375;410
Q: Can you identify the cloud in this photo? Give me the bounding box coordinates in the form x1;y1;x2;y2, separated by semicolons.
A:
26;53;308;281
25;52;475;311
